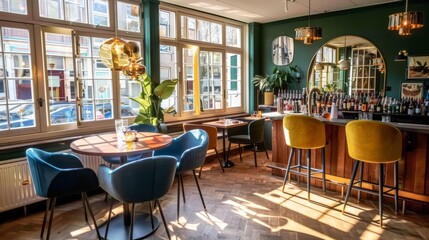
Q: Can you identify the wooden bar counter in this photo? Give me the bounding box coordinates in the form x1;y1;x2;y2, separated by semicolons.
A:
264;112;429;212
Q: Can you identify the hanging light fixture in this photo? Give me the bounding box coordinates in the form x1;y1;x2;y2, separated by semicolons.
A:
388;0;424;36
338;36;350;70
295;0;322;44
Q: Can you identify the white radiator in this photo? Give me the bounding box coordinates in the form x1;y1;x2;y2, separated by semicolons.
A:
76;154;105;172
0;152;104;213
0;159;42;213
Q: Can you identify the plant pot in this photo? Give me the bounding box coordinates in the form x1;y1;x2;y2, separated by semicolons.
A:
264;92;274;106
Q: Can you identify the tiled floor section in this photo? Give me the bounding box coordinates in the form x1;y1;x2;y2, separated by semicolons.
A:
1;150;429;239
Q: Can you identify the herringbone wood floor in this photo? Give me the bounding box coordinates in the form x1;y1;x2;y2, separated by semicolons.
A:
1;150;429;240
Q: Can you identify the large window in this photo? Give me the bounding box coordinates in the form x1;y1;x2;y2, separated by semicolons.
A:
0;0;27;15
38;0;110;26
0;26;35;131
161;6;244;119
0;1;143;140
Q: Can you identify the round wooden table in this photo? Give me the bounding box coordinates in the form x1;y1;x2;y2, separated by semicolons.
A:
71;132;173;239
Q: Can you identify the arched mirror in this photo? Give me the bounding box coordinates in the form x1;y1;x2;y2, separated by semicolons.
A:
307;35;386;96
272;36;294;65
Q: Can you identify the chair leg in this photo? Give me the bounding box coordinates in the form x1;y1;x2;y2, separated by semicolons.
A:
379;163;384;228
262;141;269;159
176;175;181;222
129;203;135;240
307;149;311;201
46;197;56;240
41;198;50;239
343;160;360;214
104;196;115;240
81;193;88;222
252;143;258;167
394;161;399;214
193;169;206;210
238;144;243;162
198;165;203;179
321;147;326;194
215;149;224;172
82;192;101;240
282;148;295;192
180;174;186;203
156;200;171;240
357;162;364;204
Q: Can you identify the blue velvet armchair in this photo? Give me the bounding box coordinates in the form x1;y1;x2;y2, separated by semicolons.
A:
26;148;100;240
98;156;177;240
153;129;209;221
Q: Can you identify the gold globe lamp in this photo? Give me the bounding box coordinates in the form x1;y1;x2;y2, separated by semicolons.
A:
122;57;146;80
99;37;130;70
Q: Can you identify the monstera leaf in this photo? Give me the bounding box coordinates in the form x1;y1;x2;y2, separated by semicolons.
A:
130;74;178;128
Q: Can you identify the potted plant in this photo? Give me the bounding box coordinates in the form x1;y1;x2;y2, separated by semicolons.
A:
130;73;178;133
253;66;299;105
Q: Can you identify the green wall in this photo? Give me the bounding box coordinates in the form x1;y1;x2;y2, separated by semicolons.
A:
258;1;429;99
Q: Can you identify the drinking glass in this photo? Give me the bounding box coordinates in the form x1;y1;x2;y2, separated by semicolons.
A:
115;119;128;139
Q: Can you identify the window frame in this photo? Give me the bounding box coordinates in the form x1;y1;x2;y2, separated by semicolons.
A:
160;3;246;121
0;20;40;135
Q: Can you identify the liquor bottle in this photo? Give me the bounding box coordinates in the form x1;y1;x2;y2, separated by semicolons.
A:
415;99;421;115
376;97;382;112
361;94;367;112
408;99;414;115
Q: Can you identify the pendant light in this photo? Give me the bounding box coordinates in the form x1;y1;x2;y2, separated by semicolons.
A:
388;0;424;36
338;36;350;70
295;0;322;44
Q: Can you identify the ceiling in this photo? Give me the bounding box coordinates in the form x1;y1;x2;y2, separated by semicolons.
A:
161;0;401;23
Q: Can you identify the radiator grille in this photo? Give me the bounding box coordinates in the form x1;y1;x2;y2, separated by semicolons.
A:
0;160;42;213
0;153;104;213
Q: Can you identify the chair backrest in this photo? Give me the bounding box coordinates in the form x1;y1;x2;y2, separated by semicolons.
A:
107;156;177;203
26;148;83;197
283;115;326;149
183;123;218;150
129;123;158;133
153;129;209;172
346;120;402;163
248;118;265;143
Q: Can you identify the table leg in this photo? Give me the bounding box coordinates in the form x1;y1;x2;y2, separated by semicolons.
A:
120;156;131;226
222;128;235;168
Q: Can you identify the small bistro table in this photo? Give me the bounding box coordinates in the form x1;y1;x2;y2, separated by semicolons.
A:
203;119;248;167
70;132;172;239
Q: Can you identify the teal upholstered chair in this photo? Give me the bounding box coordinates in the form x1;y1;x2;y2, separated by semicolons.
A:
153;129;209;221
226;118;269;167
102;123;158;165
26;148;101;240
98;156;177;240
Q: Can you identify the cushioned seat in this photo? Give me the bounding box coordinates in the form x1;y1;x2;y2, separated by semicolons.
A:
343;120;402;228
153;129;209;221
98;156;177;240
26;148;101;240
282;115;326;201
227;118;269;167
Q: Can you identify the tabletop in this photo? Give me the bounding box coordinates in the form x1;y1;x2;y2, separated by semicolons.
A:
203;119;248;129
70;132;173;157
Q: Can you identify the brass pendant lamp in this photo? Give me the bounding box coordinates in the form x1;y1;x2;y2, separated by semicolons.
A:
338;36;350;71
388;0;424;36
295;0;322;44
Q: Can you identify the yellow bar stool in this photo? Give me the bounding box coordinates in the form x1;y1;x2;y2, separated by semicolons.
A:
282;115;326;201
343;120;402;228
